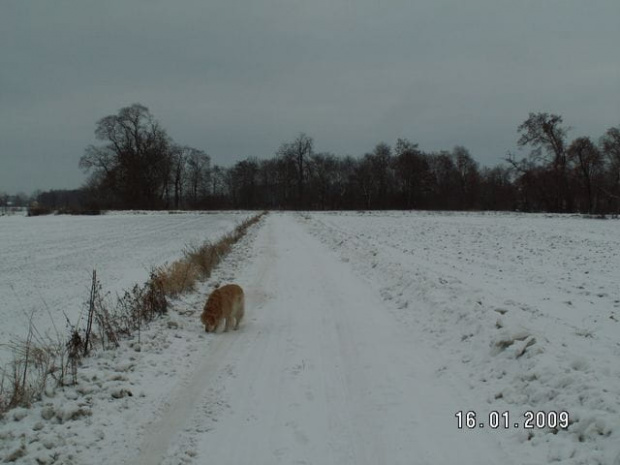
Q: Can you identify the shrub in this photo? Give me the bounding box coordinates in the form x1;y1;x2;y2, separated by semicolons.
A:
27;204;52;217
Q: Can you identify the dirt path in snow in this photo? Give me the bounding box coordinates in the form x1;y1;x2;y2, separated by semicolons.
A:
133;213;514;465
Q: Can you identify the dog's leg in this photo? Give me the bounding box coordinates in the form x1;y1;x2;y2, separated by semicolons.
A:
234;302;244;330
224;316;232;332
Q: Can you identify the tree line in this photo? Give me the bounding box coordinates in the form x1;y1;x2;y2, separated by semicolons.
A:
35;103;620;214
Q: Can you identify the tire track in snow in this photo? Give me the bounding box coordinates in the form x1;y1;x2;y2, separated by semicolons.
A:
133;330;238;465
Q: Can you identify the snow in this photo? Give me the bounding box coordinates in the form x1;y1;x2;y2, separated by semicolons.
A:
0;211;252;365
302;211;620;464
1;211;619;464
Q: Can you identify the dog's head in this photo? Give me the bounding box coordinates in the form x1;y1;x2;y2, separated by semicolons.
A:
204;314;217;332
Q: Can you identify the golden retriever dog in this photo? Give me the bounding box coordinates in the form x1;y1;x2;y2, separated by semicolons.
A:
200;284;245;332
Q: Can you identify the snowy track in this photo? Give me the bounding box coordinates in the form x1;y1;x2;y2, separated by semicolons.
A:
132;214;512;464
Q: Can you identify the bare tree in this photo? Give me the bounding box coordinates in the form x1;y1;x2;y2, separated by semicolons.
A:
168;145;187;210
369;143;393;209
273;146;297;209
427;151;460;210
599;126;620;210
333;155;357;209
185;148;210;207
277;133;313;209
79;104;172;209
308;152;339;209
479;166;516;211
452;146;480;209
256;159;280;209
394;138;429;209
209;165;229;208
567;137;603;213
230;158;260;209
517;112;570;211
0;191;8;215
353;154;377;209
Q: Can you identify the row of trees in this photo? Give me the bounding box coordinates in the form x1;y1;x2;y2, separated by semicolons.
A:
509;113;620;213
222;137;509;211
35;104;620;213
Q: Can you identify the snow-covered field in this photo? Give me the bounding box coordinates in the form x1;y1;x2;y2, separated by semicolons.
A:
1;211;619;464
304;211;620;464
0;211;252;365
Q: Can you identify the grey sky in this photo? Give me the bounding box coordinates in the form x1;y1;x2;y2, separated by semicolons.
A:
1;0;619;194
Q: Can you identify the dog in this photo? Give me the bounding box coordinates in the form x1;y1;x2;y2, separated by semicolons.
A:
200;284;245;332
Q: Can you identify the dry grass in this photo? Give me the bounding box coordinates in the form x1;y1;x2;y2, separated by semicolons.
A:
0;319;76;413
156;260;201;297
156;212;265;295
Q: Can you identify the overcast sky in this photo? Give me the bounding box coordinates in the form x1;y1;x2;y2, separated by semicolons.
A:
1;0;619;194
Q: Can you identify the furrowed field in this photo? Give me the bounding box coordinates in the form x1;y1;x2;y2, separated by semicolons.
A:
0;211;252;365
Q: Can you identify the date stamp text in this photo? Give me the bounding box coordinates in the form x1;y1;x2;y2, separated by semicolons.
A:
455;410;569;430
